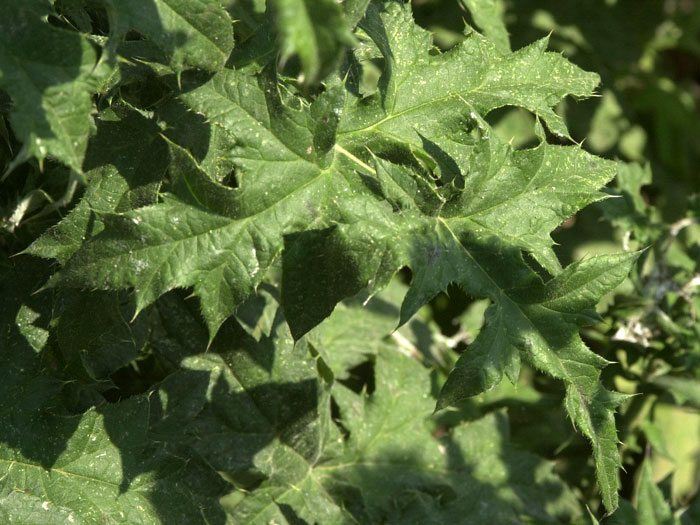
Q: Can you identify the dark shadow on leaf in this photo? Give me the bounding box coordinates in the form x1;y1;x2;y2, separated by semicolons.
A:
0;2;92;170
418;132;462;185
0;256;80;468
278;503;310;525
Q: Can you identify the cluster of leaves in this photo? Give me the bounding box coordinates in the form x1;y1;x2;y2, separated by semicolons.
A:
1;0;697;523
416;0;700;521
595;166;699;523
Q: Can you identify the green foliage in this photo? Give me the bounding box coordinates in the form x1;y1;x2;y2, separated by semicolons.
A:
1;0;698;523
105;0;235;72
0;0;101;173
271;0;357;83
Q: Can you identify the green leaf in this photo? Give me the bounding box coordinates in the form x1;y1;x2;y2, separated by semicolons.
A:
650;403;700;505
4;0;696;522
53;289;151;380
105;0;235;72
271;0;356;83
605;501;642;525
72;1;605;339
0;0;100;172
344;0;372;28
635;461;677;525
283;124;619;334
158;98;237;182
306;287;399;378
54;130;345;336
650;376;700;408
0;397;230;524
443;253;640;511
461;0;511;53
51;3;632;509
338;1;598;143
607;461;679;525
602;162;655;243
307;277;452;378
26;105;169;264
0;259;229;525
640;420;674;460
148;292;331;483
288;216;637;511
225;347;582;523
440;302;521;398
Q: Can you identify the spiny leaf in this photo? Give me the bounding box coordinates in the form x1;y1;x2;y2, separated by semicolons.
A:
0;397;229;524
26;105;168;263
226;347;582;523
150;319;331;483
0;259;228;525
337;1;597;145
54;132;346;337
284;155;637;510
48;2;634;510
460;0;511;54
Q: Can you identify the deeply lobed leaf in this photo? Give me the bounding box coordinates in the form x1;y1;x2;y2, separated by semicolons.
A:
19;0;639;512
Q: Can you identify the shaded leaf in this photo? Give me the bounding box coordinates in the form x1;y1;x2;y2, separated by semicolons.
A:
272;0;356;82
225;348;583;524
26;105;168;263
106;0;234;72
0;0;100;172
